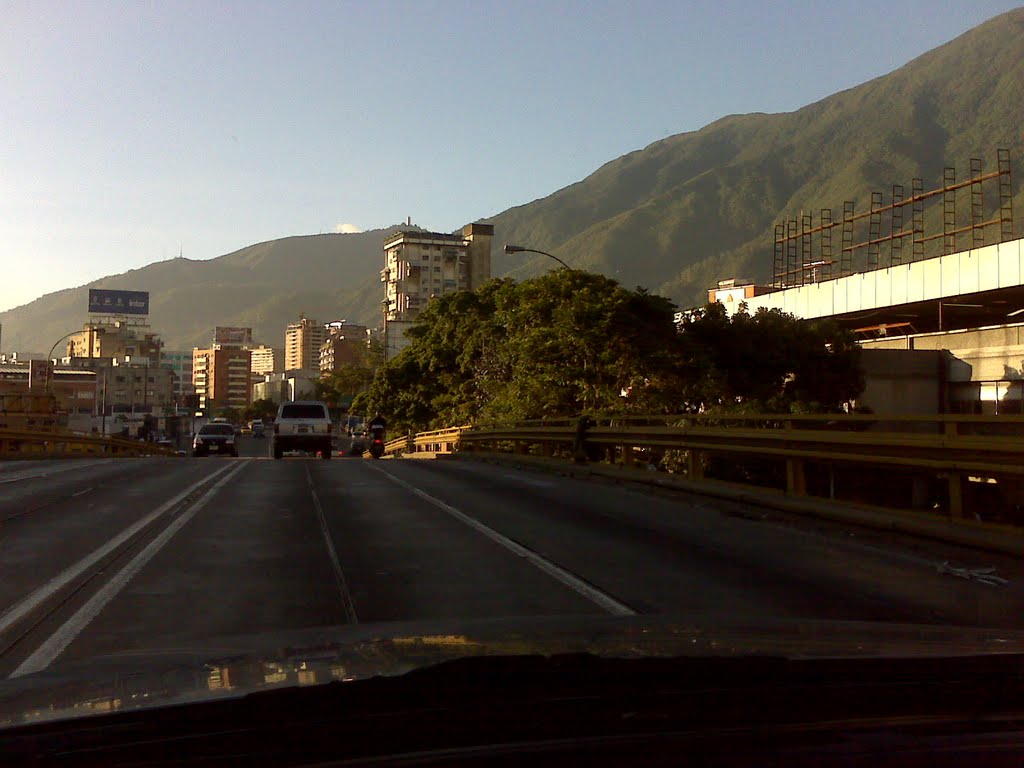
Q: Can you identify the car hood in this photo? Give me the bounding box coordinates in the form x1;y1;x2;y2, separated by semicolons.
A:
3;614;1024;728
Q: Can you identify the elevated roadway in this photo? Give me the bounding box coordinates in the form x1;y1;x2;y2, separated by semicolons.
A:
1;438;1022;680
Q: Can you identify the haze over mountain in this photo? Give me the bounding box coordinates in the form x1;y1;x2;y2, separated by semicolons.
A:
2;8;1022;356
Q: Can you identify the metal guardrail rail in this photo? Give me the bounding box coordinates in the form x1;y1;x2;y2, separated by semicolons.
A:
387;414;1024;524
0;428;179;459
380;427;467;458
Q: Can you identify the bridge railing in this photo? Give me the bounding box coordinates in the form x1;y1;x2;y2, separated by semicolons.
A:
388;413;1024;527
380;427;468;458
0;428;180;459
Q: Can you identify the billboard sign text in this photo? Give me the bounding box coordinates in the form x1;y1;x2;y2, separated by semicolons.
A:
88;289;150;316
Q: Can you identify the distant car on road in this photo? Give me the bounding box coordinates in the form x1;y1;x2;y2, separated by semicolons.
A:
272;401;332;460
193;423;239;457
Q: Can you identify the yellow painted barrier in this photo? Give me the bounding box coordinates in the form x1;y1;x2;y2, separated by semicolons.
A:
0;428;179;459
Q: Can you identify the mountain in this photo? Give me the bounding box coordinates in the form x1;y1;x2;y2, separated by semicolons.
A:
490;7;1024;302
0;228;405;354
3;9;1022;354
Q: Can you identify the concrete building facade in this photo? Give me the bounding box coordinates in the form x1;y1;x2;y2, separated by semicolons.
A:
704;237;1024;416
67;320;162;362
192;346;253;411
253;371;317;404
285;316;326;372
0;364;97;421
161;351;195;400
380;223;493;358
250;345;282;377
319;322;368;373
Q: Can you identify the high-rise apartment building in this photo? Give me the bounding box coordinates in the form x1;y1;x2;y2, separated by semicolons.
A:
161;351;195;400
379;223;492;358
319;322;368;373
192;328;253;411
250;345;282;377
285;316;325;372
192;347;252;411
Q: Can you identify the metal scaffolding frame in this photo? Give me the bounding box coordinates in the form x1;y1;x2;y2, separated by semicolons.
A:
771;150;1015;288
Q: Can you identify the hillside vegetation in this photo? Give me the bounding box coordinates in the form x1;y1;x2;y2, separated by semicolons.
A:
492;8;1024;303
2;8;1021;353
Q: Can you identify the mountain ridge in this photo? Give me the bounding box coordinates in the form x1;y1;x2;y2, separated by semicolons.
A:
2;8;1022;354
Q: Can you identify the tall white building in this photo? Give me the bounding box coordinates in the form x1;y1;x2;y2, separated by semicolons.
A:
249;344;281;377
285;316;326;372
380;223;493;358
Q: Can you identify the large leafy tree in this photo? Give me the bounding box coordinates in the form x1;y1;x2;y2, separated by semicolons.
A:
314;340;384;413
676;303;863;412
361;275;864;431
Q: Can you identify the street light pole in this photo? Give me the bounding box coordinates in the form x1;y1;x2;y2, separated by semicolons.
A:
503;244;575;271
45;329;84;392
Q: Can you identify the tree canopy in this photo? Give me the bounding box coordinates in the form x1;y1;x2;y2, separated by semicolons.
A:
360;272;863;432
315;340;383;414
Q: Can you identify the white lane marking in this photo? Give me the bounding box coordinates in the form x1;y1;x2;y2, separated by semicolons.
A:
11;461;250;677
0;462;236;637
305;465;358;624
0;460;116;486
366;463;635;617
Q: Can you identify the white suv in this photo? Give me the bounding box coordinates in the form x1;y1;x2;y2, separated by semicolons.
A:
272;401;333;459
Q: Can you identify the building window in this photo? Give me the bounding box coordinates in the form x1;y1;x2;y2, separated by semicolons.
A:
115;376;125;383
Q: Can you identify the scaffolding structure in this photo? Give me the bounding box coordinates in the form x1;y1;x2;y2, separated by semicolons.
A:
772;149;1015;288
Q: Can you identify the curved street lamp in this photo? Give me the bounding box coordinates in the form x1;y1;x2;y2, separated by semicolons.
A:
503;244;575;271
45;329;85;392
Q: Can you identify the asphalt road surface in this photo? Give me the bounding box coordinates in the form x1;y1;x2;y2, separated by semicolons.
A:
2;437;1023;678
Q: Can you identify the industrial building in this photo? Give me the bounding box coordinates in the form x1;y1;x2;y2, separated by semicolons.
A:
704;150;1019;416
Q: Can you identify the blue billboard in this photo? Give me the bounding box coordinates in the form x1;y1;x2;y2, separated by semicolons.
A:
88;289;150;316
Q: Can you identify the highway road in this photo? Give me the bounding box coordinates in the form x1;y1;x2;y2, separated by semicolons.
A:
2;437;1023;679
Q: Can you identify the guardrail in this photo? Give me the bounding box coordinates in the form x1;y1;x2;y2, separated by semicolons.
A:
375;427;465;459
0;428;179;459
385;414;1024;526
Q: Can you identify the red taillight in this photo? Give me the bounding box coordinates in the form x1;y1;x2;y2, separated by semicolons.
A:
327;423;333;433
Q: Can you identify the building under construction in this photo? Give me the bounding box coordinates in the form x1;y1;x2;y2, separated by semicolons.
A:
708;150;1024;417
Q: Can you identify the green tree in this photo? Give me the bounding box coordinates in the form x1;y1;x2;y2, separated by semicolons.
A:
676;303;863;413
215;406;242;423
361;277;864;431
242;398;277;423
314;341;384;414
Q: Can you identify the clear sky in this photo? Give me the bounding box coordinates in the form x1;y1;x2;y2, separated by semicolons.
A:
1;0;1019;312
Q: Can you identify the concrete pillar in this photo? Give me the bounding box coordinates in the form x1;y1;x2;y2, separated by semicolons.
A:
786;457;807;495
687;450;704;480
621;444;634;468
948;473;965;518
